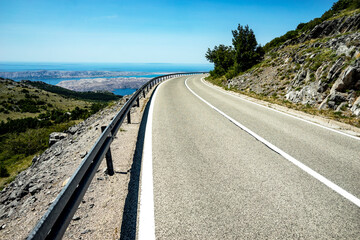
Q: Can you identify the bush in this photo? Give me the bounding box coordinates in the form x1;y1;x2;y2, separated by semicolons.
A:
0;164;9;177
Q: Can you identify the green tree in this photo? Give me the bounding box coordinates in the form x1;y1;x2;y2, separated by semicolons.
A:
205;44;235;77
232;24;264;73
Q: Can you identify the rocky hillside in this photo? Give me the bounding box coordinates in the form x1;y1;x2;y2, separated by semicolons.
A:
225;10;360;125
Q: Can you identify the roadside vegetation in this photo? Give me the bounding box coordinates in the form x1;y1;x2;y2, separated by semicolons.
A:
263;0;360;52
206;0;359;81
205;0;360;128
0;78;116;188
205;24;264;79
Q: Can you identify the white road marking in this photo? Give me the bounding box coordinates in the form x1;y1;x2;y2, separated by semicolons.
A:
185;77;360;208
200;77;360;141
138;76;186;239
138;84;158;240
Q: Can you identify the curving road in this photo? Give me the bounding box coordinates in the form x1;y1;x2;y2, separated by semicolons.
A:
138;74;360;239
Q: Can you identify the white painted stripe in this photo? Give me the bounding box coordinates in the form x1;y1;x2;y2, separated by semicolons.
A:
200;77;360;141
138;85;159;240
138;76;185;240
185;77;360;208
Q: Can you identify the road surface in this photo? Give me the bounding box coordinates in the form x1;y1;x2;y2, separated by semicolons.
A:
138;74;360;239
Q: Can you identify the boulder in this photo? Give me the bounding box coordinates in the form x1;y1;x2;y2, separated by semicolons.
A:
49;132;68;147
327;92;347;110
351;96;360;116
331;64;360;93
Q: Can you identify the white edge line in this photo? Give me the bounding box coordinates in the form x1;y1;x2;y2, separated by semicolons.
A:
138;84;158;240
200;77;360;141
185;77;360;208
138;76;185;239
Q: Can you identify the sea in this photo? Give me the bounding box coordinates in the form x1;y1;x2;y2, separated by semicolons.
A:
0;62;213;96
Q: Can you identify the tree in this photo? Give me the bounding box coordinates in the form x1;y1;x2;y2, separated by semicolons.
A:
232;24;264;73
205;44;235;77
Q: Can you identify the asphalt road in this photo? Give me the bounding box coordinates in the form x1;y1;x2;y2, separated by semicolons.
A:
141;74;360;239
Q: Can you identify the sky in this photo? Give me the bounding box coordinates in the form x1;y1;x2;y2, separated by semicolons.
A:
0;0;337;64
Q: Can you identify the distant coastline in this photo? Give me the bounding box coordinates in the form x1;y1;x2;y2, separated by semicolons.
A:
0;62;212;95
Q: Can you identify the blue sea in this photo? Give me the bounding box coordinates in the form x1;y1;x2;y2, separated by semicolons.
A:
0;62;212;96
0;62;213;72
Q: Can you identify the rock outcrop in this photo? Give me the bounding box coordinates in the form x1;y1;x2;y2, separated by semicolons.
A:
227;12;360;118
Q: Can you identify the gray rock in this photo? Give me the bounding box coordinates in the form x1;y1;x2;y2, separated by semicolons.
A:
7;208;14;218
81;229;91;234
331;63;360;93
327;92;347;109
80;151;88;158
23;196;37;207
351;96;360;116
336;102;348;112
29;183;44;195
67;125;79;135
49;132;67;147
327;58;344;82
9;200;19;207
32;155;39;163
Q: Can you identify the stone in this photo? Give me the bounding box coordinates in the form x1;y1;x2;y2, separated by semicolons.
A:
81;229;91;234
67;126;79;135
29;183;44;195
62;177;70;187
351;96;360;116
336;102;348;112
331;62;360;93
32;156;39;163
49;132;67;147
80;151;88;158
7;208;14;218
327;58;344;82
72;216;81;221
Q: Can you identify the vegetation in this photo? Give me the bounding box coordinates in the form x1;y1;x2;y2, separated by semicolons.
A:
0;78;114;188
206;24;264;79
24;80;120;101
204;0;360;129
205;45;235;77
264;0;360;52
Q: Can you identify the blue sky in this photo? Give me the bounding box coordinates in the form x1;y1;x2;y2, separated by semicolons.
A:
0;0;337;64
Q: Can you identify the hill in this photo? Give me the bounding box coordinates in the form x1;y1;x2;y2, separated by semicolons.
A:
0;78;117;188
23;80;121;102
208;0;360;127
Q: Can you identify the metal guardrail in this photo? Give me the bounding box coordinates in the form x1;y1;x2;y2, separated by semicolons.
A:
27;72;207;240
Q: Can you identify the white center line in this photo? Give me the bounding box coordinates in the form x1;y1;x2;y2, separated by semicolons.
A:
185;77;360;208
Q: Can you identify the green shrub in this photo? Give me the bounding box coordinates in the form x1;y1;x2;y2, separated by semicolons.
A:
0;164;9;177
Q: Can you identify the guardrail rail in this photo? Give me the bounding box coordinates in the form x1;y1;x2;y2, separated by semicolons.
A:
27;72;207;240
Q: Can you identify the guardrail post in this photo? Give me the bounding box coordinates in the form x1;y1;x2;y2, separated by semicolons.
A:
127;111;131;124
143;90;146;98
101;126;114;176
136;97;140;107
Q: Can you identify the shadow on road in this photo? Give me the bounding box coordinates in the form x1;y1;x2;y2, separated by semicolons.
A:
120;89;155;240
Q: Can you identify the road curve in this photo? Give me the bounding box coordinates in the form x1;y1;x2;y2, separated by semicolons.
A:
139;74;360;239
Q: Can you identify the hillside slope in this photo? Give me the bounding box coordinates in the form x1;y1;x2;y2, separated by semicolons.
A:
221;9;360;127
0;78;115;188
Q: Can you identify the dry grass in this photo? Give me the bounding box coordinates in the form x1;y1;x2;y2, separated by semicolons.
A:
0;80;91;122
206;77;360;128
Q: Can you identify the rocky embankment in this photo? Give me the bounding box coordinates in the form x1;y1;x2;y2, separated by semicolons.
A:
57;77;150;92
227;12;360;118
0;94;144;239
